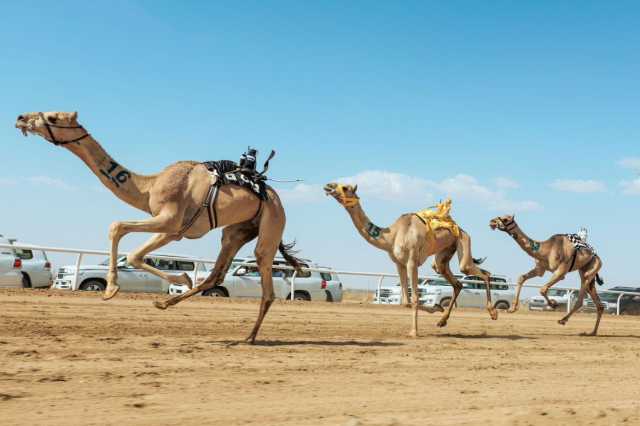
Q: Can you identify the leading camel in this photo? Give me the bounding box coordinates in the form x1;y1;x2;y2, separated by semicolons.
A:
489;215;604;335
324;183;497;337
15;111;301;343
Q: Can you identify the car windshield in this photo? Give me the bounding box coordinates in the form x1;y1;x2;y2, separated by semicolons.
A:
548;289;568;297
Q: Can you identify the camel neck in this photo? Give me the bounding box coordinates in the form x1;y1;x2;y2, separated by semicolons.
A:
65;135;154;213
508;224;544;259
344;202;393;251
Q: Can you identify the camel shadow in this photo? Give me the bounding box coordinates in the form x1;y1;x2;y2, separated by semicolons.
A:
583;334;640;339
214;340;404;347
435;333;536;340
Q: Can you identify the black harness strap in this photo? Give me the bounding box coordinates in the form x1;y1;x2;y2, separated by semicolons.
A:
568;249;579;271
39;113;90;146
413;213;427;225
205;185;220;229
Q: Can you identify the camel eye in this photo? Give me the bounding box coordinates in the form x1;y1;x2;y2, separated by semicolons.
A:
47;116;57;124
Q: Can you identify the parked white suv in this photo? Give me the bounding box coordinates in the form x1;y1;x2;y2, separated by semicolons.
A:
9;240;53;288
0;235;23;288
53;255;207;293
375;274;514;310
169;257;343;302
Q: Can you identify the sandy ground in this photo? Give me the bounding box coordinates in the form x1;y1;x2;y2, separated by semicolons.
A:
1;289;640;426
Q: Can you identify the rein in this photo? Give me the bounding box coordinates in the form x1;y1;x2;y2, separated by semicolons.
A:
39;112;90;146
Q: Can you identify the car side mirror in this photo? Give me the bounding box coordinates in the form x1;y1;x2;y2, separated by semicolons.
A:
235;267;247;276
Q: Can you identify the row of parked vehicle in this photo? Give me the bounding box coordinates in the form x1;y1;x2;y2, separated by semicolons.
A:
374;275;640;313
52;254;343;303
3;234;640;311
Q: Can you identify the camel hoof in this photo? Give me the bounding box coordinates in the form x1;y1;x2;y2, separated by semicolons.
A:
507;307;518;314
580;332;597;337
436;320;448;328
558;319;567;326
153;301;169;310
489;309;498;321
102;285;120;301
548;300;559;309
433;304;444;313
244;335;256;345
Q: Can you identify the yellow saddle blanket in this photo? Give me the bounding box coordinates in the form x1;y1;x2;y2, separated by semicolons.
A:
414;198;460;238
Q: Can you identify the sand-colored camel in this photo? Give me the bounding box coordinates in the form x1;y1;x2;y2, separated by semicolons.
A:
324;183;497;336
16;111;301;343
489;215;604;335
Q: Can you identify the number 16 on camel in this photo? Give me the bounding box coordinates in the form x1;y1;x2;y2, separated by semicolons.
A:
15;111;302;344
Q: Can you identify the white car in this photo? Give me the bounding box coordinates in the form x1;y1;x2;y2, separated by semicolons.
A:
375;274;515;310
9;241;53;288
0;235;23;288
53;255;207;293
169;257;343;302
528;288;574;311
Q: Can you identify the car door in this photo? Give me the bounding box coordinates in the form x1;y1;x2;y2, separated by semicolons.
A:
458;282;483;307
233;265;262;298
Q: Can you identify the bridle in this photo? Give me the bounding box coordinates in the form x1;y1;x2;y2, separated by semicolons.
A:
334;184;359;208
498;217;518;235
39;112;90;146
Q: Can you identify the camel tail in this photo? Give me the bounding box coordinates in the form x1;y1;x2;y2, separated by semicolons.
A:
473;257;487;265
595;274;604;286
279;241;304;274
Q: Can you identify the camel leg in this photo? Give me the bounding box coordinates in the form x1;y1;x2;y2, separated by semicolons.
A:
407;257;420;337
154;221;258;309
457;232;497;320
539;264;570;309
584;281;604;336
433;245;461;328
395;263;410;307
106;212;182;300
557;285;587;326
509;263;545;313
126;232;191;287
245;212;284;344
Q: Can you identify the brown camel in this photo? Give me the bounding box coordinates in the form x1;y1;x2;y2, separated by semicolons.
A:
15;111;301;343
324;183;497;336
489;215;604;335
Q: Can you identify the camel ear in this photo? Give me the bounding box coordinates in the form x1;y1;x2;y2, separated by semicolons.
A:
353;184;358;193
70;111;78;121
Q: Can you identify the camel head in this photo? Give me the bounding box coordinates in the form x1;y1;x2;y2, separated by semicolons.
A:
15;111;84;146
489;214;516;232
324;182;360;208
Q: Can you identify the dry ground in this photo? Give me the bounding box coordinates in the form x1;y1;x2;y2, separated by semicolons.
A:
1;289;640;426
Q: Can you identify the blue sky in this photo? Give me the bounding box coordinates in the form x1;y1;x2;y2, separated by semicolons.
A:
1;1;639;290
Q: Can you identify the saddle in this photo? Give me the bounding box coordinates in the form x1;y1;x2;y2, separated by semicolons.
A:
565;234;597;255
202;160;268;201
414;198;461;238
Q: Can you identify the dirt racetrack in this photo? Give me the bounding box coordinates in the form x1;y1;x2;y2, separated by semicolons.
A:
1;289;640;426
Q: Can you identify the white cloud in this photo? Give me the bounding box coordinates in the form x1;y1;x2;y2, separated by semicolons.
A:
619;157;640;172
426;174;541;212
338;170;433;202
329;170;539;212
494;177;520;189
27;176;77;191
549;179;606;193
621;178;640;195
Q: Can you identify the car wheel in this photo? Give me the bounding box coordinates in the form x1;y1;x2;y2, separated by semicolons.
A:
203;287;228;297
495;301;510;310
79;280;106;292
293;291;311;301
21;273;32;289
440;297;452;308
